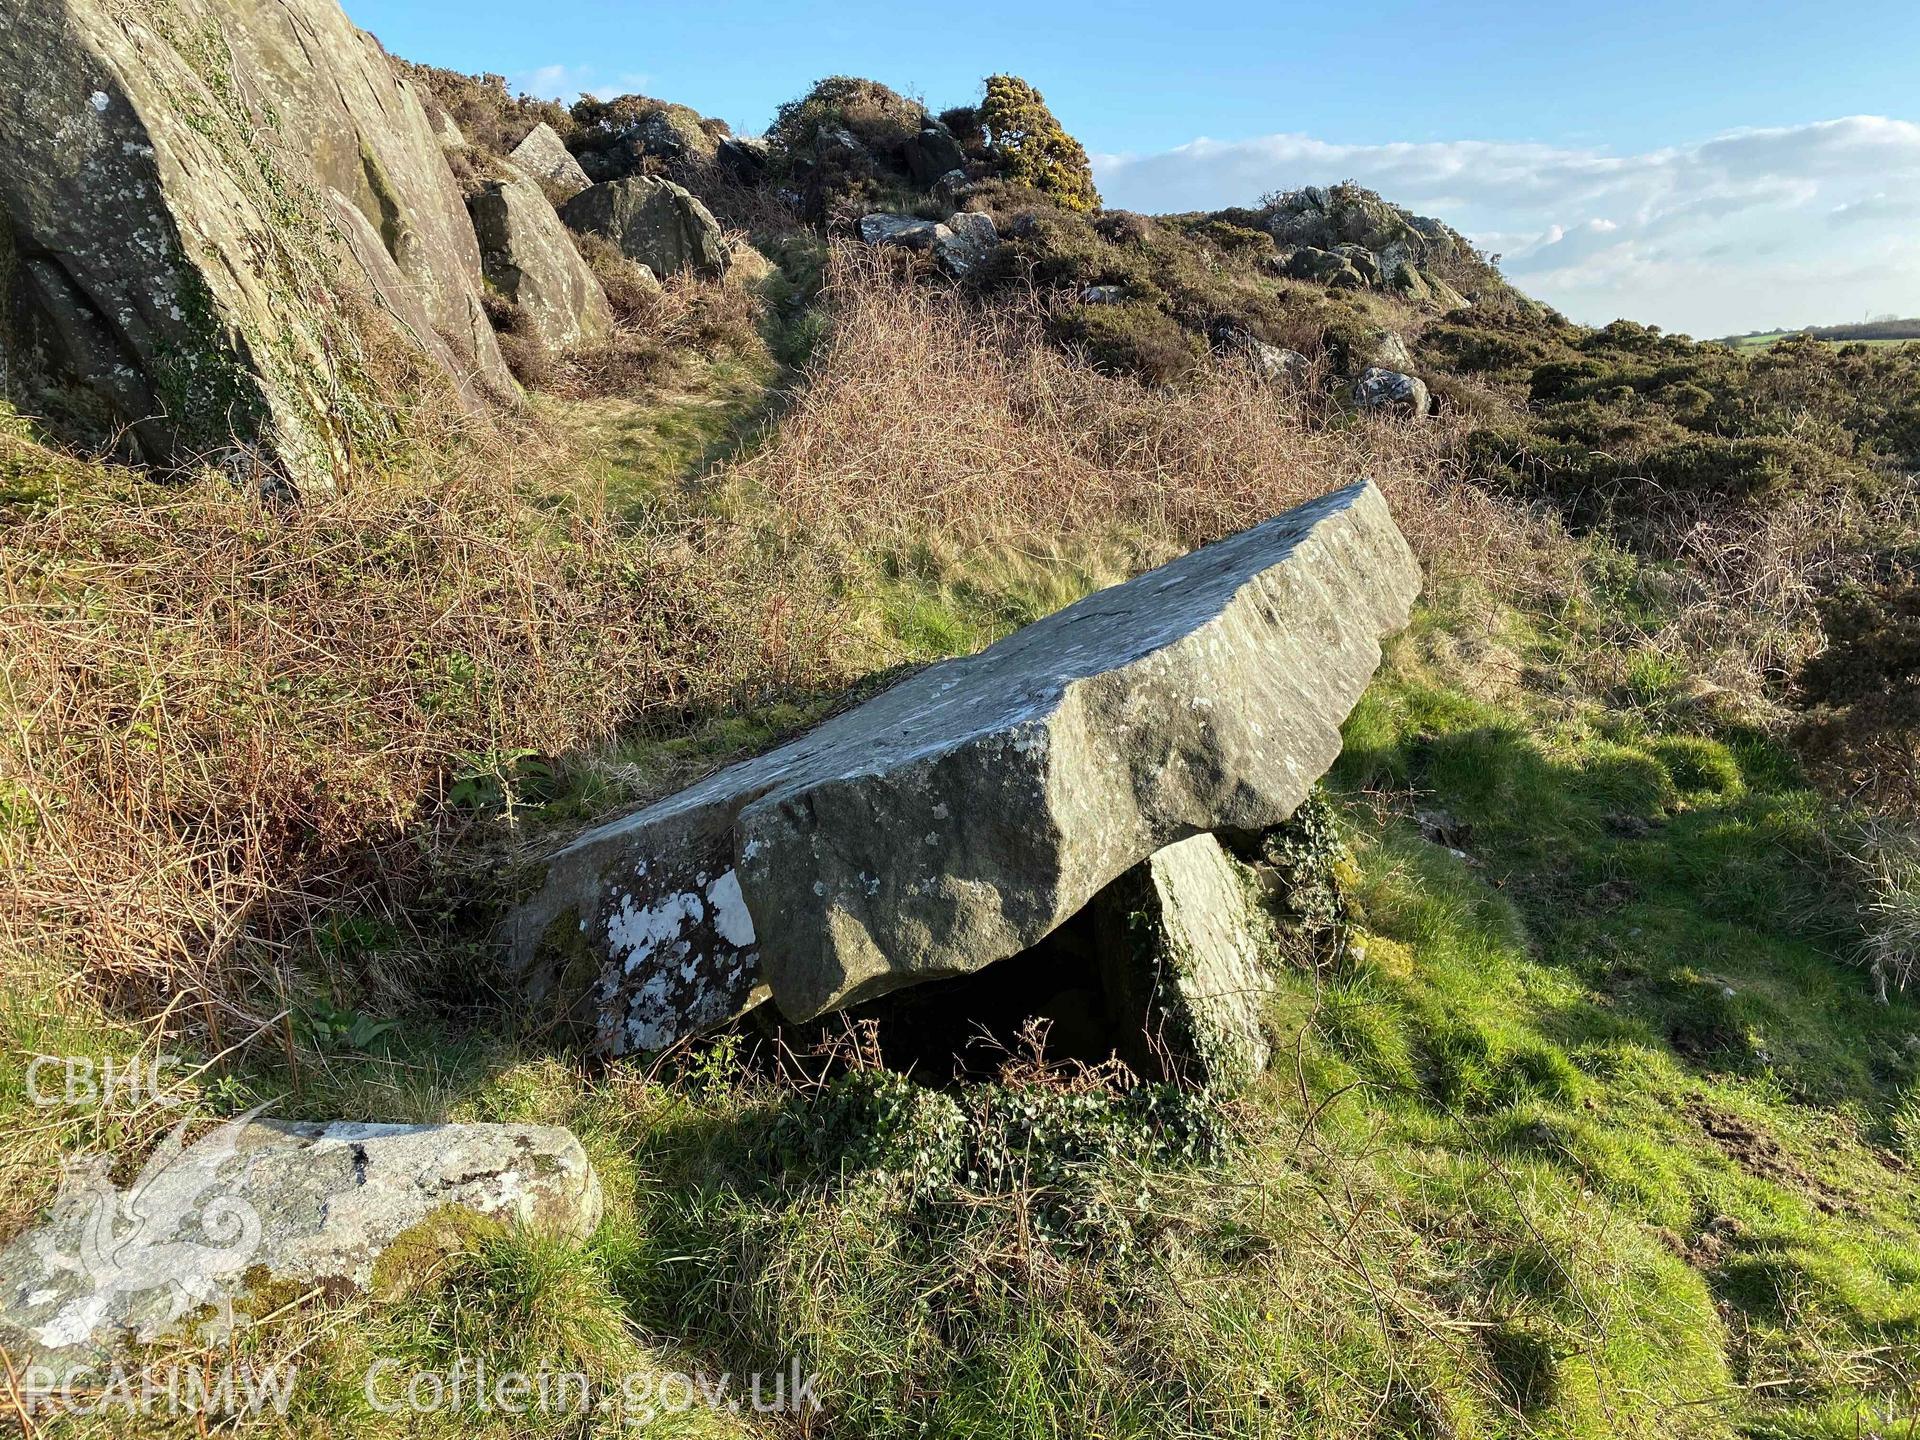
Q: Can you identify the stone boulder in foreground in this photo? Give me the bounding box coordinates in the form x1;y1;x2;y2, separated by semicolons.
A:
0;0;511;483
0;1117;600;1381
470;170;615;354
511;480;1421;1055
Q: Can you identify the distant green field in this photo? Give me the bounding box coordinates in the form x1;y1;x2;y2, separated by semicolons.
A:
1723;329;1917;352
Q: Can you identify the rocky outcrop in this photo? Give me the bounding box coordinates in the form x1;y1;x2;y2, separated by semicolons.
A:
1263;183;1485;313
1280;246;1367;290
938;211;999;276
1367;332;1416;373
857;211;999;276
508;122;593;200
716;135;771;183
0;0;512;482
1353;367;1432;418
0;1116;600;1381
510;480;1421;1054
903;125;966;184
572;99;723;182
470;171;614;353
1215;327;1308;383
562;177;728;278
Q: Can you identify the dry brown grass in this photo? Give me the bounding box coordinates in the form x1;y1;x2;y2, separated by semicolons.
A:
0;420;838;1031
740;245;1584;602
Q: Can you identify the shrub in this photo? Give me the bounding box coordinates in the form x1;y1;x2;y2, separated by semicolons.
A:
392;62;572;158
767;75;927;209
979;75;1100;213
0;421;833;1020
568;93;728;180
1796;576;1920;810
1055;301;1206;383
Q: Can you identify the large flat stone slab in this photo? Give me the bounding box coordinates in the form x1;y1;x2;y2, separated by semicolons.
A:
510;479;1420;1054
0;1117;600;1382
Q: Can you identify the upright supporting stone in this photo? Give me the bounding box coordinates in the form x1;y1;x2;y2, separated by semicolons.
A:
1092;834;1275;1090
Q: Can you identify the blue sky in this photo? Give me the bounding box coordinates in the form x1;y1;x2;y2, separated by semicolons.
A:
348;0;1920;335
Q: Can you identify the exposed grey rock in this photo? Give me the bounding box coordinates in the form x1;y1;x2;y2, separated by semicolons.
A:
1332;244;1383;286
935;211;999;276
1217;328;1309;383
575;104;720;182
811;124;865;166
716;135;771;182
931;169;974;209
509;480;1421;1054
857;213;944;249
0;1117;600;1382
1266;183;1423;255
632;108;716;164
1387;260;1432;303
1092;834;1276;1090
470;171;614;353
509;122;593;200
1281;246;1366;290
561;177;728;278
1368;332;1416;373
1080;284;1128;304
904;125;967;184
1425;272;1472;313
1353;366;1432;418
430;106;466;151
0;0;512;482
1254;343;1311;382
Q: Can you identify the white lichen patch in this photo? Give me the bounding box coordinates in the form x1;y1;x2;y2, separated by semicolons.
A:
706;869;756;947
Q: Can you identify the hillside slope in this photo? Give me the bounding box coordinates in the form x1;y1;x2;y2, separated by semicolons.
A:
3;35;1919;1440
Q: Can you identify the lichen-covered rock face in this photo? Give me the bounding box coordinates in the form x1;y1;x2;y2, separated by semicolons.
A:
1353;366;1432;418
0;1117;600;1382
510;480;1421;1055
561;177;728;278
0;0;511;482
508;121;592;200
1093;833;1276;1091
857;212;942;249
937;211;999;276
470;170;613;353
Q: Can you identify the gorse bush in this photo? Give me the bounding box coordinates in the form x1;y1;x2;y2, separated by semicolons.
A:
979;74;1100;213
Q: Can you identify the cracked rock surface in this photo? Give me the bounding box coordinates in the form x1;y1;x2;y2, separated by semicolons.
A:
510;479;1421;1055
0;0;511;481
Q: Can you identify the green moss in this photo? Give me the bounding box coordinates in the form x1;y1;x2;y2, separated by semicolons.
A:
368;1204;505;1298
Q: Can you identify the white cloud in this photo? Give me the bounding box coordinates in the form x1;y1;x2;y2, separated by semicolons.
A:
508;64;653;103
1090;116;1920;336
